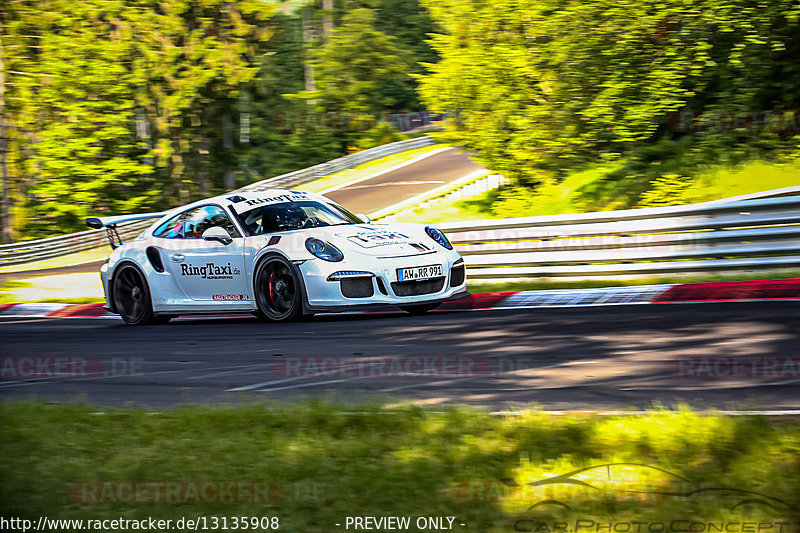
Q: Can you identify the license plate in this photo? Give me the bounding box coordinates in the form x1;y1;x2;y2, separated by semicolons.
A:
398;264;443;281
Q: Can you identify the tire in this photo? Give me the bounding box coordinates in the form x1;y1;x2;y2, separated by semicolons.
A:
254;255;304;322
112;264;158;326
399;302;441;315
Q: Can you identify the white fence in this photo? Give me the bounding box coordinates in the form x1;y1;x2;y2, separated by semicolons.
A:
1;161;798;280
437;187;800;280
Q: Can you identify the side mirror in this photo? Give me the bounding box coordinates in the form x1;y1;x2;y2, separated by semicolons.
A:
356;213;371;224
202;226;233;245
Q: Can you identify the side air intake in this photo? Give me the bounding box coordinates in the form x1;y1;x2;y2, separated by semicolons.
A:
146;246;165;273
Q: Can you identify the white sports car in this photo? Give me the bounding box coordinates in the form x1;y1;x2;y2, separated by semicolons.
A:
87;189;467;325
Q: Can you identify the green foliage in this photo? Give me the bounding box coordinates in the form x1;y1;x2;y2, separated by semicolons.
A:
302;8;414;113
639;174;697;207
352;121;408;150
5;0;275;237
418;0;800;201
2;0;441;239
18;11;154;235
236;12;344;183
373;0;442;110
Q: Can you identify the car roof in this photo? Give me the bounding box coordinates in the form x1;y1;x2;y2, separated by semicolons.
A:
178;189;330;213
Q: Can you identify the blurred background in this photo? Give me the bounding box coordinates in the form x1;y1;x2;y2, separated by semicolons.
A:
2;0;799;244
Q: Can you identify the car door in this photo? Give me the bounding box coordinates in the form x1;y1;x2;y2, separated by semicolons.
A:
156;205;249;301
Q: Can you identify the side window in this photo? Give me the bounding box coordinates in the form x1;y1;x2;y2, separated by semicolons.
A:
153;213;185;239
184;206;238;239
153;206;237;239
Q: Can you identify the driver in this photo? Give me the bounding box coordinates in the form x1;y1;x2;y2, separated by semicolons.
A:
280;204;309;229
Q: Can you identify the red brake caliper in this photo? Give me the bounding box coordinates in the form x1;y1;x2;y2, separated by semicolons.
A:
268;272;277;306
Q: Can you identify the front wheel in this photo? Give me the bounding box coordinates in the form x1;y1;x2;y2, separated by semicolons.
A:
112;264;158;326
254;256;303;322
399;302;441;315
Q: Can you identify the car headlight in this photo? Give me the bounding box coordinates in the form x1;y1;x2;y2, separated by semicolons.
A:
425;226;453;250
305;238;344;262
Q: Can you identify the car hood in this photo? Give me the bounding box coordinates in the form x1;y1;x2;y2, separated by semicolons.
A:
326;224;436;258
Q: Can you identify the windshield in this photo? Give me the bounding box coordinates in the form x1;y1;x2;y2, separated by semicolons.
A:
239;200;360;235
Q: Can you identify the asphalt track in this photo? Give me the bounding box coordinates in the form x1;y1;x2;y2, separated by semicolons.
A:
1;301;798;410
324;147;483;215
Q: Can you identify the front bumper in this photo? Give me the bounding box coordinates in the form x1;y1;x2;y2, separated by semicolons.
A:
99;261;115;313
304;290;471;313
298;252;467;311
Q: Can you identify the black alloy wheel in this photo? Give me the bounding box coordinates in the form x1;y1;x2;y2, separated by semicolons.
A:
112;264;159;325
254;256;303;322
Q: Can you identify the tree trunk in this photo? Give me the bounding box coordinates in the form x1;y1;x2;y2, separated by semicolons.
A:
322;0;334;42
222;113;236;190
302;5;316;105
0;37;10;243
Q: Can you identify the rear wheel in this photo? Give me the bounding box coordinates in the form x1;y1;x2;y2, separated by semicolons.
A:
400;302;441;315
254;256;303;322
112;264;158;326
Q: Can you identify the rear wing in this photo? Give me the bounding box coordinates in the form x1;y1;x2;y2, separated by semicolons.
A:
86;212;167;249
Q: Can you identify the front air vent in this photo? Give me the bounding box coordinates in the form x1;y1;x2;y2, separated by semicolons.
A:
146;246;165;273
376;277;389;295
341;278;374;298
391;277;445;297
450;262;466;287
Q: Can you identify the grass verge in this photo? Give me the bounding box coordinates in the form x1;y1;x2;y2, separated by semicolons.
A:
0;273;104;305
0;247;109;276
408;159;800;223
0;402;798;528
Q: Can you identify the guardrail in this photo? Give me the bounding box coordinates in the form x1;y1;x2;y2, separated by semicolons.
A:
0;137;436;266
1;156;797;278
437;188;800;280
237;137;435;192
0;220;153;267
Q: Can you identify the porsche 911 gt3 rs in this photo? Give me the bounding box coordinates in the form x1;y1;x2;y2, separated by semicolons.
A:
86;189;468;325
